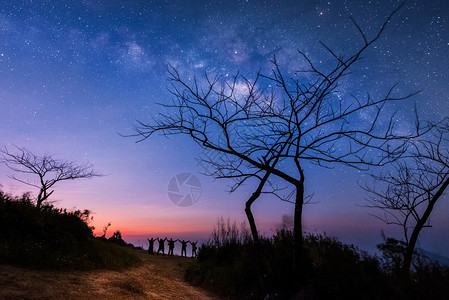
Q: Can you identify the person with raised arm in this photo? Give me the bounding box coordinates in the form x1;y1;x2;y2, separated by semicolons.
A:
178;239;190;257
167;238;176;256
156;237;167;255
190;241;198;258
147;237;155;255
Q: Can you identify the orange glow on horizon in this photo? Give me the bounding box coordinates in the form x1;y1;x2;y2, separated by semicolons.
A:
92;222;212;237
89;211;220;237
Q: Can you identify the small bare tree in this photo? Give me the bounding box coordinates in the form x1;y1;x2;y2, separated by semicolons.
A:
364;123;449;273
1;146;103;208
102;222;112;238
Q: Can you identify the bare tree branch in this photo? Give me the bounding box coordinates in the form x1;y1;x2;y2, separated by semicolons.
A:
129;2;412;275
363;124;449;273
1;146;103;208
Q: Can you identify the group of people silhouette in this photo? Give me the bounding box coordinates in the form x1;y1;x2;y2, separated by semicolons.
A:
147;237;197;257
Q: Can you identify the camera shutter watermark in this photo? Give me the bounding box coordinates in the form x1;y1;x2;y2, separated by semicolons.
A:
167;173;202;207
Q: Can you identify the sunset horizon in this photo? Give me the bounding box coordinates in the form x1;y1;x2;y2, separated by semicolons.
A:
1;1;449;298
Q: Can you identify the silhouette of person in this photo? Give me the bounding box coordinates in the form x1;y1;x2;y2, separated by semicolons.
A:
156;237;166;255
190;241;198;258
168;238;175;256
147;238;155;255
178;239;190;257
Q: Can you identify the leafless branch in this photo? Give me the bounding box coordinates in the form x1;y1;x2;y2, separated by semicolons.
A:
1;146;103;208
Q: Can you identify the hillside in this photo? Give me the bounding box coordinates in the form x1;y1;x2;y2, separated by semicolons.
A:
0;249;215;299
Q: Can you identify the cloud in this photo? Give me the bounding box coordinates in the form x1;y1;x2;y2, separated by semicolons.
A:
116;41;154;71
231;80;252;100
193;13;314;74
0;13;16;35
193;62;205;69
90;32;110;51
198;21;252;65
127;42;145;61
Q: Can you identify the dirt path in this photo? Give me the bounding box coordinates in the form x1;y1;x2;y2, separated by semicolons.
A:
0;250;216;299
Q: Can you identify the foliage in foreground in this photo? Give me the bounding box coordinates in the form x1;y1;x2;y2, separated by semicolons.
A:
0;190;139;270
185;220;449;299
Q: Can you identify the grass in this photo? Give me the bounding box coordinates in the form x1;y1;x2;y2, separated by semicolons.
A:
185;219;449;299
0;249;214;299
0;189;139;270
111;278;146;295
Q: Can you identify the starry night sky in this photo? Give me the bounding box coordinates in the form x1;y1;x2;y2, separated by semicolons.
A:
1;0;448;253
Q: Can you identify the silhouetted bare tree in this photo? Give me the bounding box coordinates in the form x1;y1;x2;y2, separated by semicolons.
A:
1;146;103;208
364;122;449;273
200;140;290;243
133;2;417;275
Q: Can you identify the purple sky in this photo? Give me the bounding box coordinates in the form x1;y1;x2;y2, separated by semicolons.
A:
1;0;448;255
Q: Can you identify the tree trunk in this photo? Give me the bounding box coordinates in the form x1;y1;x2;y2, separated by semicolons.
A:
36;188;53;208
403;225;420;274
293;179;305;278
243;173;271;296
36;189;44;208
244;172;270;242
403;178;449;273
245;203;259;243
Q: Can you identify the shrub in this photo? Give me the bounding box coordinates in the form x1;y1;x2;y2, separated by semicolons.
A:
185;219;449;299
108;230;128;247
0;189;139;270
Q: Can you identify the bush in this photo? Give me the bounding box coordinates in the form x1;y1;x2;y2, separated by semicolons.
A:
185;219;265;299
303;234;390;299
0;190;139;270
85;238;140;269
185;218;449;299
108;230;128;247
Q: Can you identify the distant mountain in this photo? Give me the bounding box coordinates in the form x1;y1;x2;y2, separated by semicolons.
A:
416;248;449;267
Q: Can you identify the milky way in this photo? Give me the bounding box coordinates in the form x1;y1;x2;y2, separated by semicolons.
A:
0;0;448;253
